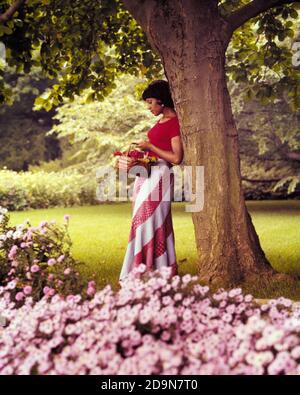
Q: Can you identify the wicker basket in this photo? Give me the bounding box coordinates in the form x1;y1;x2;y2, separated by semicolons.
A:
115;143;152;177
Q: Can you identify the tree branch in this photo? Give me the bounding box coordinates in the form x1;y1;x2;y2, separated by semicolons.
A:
121;0;156;33
267;113;300;163
285;150;300;161
227;0;300;33
0;0;24;24
242;176;282;183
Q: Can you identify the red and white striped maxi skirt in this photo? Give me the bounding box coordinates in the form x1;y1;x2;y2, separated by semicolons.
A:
119;158;178;281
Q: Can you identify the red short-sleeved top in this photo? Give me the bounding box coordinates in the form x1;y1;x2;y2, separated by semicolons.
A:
146;116;181;159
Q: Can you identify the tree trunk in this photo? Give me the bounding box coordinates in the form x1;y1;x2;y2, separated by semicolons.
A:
122;0;276;287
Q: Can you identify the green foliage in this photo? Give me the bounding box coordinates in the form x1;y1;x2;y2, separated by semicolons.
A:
230;79;300;198
273;175;300;195
226;4;300;111
0;128;46;171
0;66;61;171
0;169;98;210
44;74;159;174
0;0;163;108
0;0;299;110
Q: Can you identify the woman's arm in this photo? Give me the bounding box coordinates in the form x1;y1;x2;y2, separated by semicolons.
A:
148;136;184;165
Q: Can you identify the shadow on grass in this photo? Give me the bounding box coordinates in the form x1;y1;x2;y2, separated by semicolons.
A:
197;272;300;301
246;200;300;213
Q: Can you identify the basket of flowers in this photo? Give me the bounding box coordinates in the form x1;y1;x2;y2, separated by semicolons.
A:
114;143;158;177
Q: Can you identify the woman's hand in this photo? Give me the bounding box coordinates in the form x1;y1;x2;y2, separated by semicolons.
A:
135;140;152;151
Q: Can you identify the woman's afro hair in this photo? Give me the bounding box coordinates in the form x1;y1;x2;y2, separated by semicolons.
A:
142;79;174;109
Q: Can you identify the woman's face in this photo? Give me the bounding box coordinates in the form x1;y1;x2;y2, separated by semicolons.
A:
145;98;163;116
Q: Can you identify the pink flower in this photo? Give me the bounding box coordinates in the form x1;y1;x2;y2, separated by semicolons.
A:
43;286;50;295
11;260;19;267
229;288;242;298
174;293;182;301
182;274;192;284
222;313;233;323
23;230;33;241
47;258;56;266
26;272;32;280
87;287;96;296
64;214;70;222
23;286;32;295
43;287;55;297
31;265;40;273
57;255;65;263
8;245;18;260
245;294;253;303
64;268;71;275
15;292;25;301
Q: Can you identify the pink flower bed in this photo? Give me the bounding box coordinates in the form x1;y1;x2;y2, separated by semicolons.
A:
1;265;300;375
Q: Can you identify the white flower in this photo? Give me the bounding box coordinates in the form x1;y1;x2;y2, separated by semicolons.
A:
6;230;14;238
0;207;8;215
13;230;23;240
7;280;17;290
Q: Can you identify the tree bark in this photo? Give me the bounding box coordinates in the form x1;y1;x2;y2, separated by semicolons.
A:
122;0;278;287
0;0;24;23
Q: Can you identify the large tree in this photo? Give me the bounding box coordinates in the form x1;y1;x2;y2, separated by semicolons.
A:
1;0;299;287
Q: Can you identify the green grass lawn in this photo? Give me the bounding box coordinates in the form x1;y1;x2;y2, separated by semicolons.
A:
9;200;300;298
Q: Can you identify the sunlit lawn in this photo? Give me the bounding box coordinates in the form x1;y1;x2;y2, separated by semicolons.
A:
9;200;300;297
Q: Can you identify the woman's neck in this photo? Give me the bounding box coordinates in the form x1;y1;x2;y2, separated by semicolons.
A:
161;108;177;120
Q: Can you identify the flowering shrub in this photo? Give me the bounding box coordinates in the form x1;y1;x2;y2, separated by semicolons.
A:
0;207;94;307
0;264;300;375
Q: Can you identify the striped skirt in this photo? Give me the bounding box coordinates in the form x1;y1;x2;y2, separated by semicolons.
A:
119;158;178;281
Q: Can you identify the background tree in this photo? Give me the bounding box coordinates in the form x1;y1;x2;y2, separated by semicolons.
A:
230;79;300;199
0;67;60;171
0;0;299;287
43;74;157;174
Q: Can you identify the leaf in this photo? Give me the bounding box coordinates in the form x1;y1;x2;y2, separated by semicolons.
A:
34;97;45;107
85;92;95;103
289;9;299;19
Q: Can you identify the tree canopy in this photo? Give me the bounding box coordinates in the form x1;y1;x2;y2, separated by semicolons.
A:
0;0;299;109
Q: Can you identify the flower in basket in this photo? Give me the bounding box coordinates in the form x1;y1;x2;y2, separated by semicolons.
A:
113;149;158;164
139;152;158;164
127;150;145;160
113;149;144;159
113;151;123;156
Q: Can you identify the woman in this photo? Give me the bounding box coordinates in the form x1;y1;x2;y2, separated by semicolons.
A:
118;80;184;282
